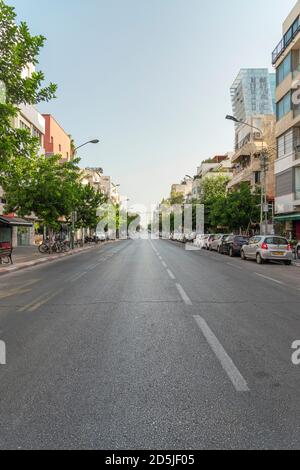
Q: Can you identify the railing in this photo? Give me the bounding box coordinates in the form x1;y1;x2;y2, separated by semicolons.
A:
272;24;300;65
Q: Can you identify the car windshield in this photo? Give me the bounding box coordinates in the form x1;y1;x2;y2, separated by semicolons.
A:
235;237;248;242
265;237;288;245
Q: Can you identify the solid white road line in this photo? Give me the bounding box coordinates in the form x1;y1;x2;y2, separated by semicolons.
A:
167;269;175;280
254;273;284;285
193;315;250;393
176;283;193;306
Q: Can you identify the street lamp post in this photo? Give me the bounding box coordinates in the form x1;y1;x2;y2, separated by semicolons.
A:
226;115;269;235
71;139;100;249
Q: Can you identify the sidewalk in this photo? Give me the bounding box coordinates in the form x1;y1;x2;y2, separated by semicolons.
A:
0;243;111;277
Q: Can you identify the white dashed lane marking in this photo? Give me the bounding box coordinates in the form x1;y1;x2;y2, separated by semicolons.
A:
193;315;250;393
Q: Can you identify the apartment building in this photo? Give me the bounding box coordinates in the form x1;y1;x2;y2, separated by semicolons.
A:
272;0;300;239
171;179;193;201
81;168;120;204
231;68;275;136
43;114;71;162
227;116;276;204
0;101;45;245
192;154;233;200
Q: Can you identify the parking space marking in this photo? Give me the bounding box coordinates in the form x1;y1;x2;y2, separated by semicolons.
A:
254;273;284;285
161;261;167;268
176;283;193;306
193;315;250;393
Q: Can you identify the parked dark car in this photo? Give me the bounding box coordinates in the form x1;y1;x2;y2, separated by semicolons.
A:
297;242;300;260
221;235;249;257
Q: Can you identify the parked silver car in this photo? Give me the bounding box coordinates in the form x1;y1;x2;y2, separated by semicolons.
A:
241;235;293;265
209;234;228;252
205;234;215;250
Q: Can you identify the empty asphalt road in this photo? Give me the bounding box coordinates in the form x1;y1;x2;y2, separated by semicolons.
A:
0;238;300;449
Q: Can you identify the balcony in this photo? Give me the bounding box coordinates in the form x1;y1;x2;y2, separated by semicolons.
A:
272;20;300;65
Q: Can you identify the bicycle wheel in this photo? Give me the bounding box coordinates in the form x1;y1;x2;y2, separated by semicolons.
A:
63;243;71;253
38;243;49;254
0;256;10;265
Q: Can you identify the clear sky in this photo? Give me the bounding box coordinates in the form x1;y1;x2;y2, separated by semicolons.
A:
11;0;296;209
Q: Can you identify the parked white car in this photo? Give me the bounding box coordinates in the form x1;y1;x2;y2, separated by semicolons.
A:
194;234;206;248
185;232;196;242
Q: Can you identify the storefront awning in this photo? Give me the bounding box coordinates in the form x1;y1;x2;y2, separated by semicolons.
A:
0;216;33;227
274;214;300;222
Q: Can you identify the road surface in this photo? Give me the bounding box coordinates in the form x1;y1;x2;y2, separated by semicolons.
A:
0;238;300;449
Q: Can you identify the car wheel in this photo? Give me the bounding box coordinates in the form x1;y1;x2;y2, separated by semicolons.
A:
284;260;292;266
256;253;264;265
241;250;247;261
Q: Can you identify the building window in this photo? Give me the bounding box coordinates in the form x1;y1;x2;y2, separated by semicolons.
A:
254;171;261;185
276;53;291;85
276;91;291;120
32;127;42;145
277;128;300;159
19;120;30;132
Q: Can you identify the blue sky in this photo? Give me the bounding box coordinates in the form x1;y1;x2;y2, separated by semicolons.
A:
11;0;296;208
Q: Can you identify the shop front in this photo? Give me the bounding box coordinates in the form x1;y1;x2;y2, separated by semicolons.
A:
0;216;34;248
274;214;300;241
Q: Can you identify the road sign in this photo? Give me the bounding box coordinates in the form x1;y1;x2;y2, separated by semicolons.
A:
263;204;269;213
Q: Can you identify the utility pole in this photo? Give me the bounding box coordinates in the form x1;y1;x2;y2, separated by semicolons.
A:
70;140;100;249
260;149;269;235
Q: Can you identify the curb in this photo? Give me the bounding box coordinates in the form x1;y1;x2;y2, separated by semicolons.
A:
0;242;116;277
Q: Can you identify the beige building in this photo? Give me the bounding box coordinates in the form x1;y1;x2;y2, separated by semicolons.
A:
171;179;193;201
81;168;120;205
272;0;300;239
192;154;233;200
227;116;276;203
0;65;45;246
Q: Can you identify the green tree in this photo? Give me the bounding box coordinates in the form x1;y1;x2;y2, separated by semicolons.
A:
170;191;184;206
2;154;80;233
209;183;261;233
201;175;230;231
74;183;108;232
0;0;56;171
225;183;261;233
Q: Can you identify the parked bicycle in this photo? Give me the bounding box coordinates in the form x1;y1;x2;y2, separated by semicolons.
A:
38;239;70;254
